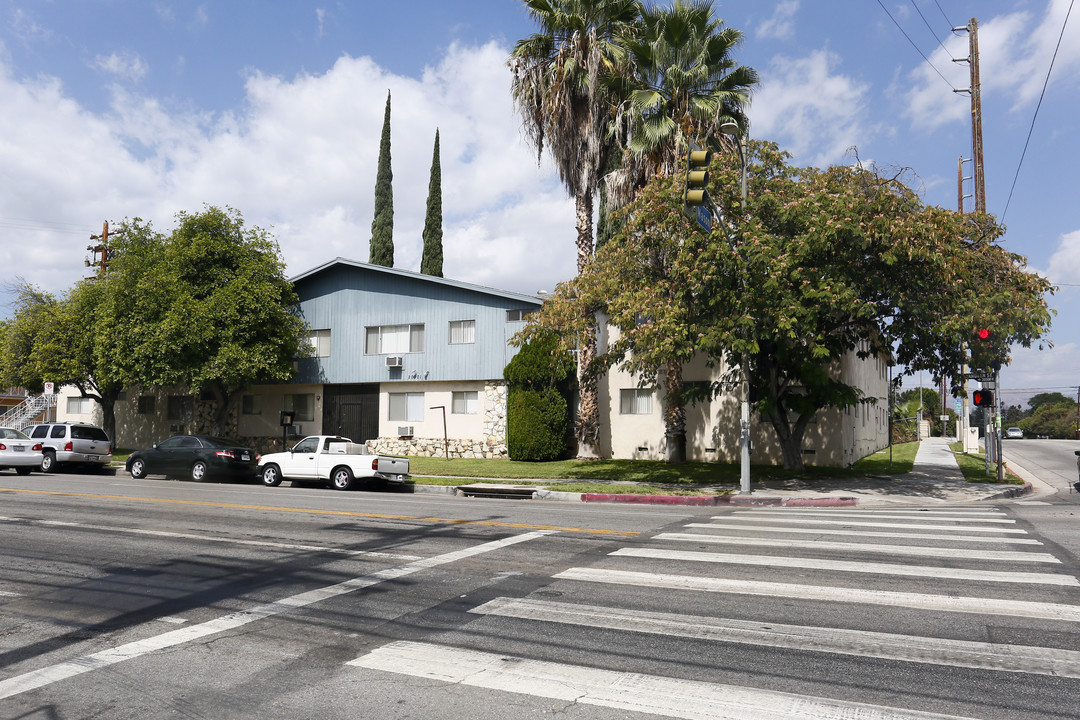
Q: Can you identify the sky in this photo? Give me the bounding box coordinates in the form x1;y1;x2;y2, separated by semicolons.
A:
0;0;1076;407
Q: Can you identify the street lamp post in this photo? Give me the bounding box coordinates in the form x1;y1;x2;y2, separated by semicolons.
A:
720;122;751;495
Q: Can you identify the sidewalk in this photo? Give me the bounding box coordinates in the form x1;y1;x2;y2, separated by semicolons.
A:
414;437;1034;508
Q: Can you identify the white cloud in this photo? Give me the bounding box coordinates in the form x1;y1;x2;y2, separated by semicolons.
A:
91;52;149;82
750;49;872;166
902;1;1080;130
1040;228;1080;285
0;41;575;299
1001;342;1079;400
757;1;799;40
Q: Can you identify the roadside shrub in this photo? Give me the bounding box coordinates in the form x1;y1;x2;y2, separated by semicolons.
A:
504;331;575;461
507;388;568;462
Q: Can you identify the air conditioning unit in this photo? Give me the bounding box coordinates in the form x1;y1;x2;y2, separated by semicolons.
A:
287;425;302;436
385;355;404;368
396;426;414;437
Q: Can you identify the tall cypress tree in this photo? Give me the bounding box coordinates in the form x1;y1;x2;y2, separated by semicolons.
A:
368;90;394;267
420;129;443;277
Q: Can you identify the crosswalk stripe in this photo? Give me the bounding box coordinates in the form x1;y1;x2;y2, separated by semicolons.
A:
685;523;1042;544
610;548;1079;586
554;568;1080;622
471;596;1080;679
348;640;982;720
729;511;1012;522
655;533;1060;562
711;517;1025;533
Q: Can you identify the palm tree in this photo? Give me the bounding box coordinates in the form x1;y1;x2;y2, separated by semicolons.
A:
612;0;758;196
509;0;640;458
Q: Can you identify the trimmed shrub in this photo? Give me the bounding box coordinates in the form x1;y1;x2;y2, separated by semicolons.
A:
507;388;568;462
504;331;575;461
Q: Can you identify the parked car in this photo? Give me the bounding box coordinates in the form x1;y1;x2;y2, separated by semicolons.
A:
1005;427;1024;439
0;427;44;475
23;422;112;472
258;435;409;490
126;435;259;482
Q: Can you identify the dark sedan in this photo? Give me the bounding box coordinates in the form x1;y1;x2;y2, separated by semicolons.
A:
126;435;259;482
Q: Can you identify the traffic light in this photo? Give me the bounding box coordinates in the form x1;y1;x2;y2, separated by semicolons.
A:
972;389;994;407
976;327;991;341
684;149;712;208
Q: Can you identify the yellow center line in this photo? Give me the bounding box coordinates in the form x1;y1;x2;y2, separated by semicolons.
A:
0;487;639;536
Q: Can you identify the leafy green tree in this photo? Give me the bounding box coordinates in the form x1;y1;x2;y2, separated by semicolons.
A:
369;91;394;267
509;0;640;457
1027;392;1072;414
100;207;308;437
0;280;56;394
420;129;443;277
521;142;1052;469
1019;400;1078;439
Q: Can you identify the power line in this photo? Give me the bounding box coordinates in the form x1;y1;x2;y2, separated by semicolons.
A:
1000;0;1075;222
932;0;955;29
909;0;951;56
875;0;957;90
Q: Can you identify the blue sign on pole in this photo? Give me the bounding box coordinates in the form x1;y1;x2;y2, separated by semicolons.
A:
694;205;711;232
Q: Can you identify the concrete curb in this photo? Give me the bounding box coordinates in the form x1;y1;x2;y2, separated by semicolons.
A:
580;492;858;507
979;481;1033;501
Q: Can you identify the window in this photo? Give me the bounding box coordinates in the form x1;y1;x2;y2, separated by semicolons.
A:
242;395;262;415
66;396;92;414
506;309;534;322
620;388;653;415
365;324;424;354
167;395;194;422
449;320;475;345
292;437;319;453
284;394;315;422
50;425;67;438
307;329;331;357
30;426;48;439
452;391;478;414
137;396;156;415
389;392;425;422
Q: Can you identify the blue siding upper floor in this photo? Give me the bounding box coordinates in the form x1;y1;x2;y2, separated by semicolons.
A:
291;259;543;385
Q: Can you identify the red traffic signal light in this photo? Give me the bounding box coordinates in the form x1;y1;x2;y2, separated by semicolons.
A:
976;328;991;341
972;389;994;407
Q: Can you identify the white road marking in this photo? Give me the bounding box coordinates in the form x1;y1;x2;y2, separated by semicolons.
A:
684;522;1042;545
348;640;982;720
1015;501;1052;505
0;515;422;561
655;533;1060;562
471;596;1080;679
711;517;1024;533
0;590;19;597
611;547;1079;586
0;530;554;700
158;617;188;625
554;567;1080;622
729;510;1010;521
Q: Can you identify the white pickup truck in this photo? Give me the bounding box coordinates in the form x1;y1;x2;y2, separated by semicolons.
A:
258;435;410;490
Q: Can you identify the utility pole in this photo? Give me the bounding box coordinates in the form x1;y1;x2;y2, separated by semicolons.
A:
953;18;986;212
86;221;112;278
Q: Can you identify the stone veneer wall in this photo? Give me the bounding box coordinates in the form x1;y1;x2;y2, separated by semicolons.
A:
369;381;509;459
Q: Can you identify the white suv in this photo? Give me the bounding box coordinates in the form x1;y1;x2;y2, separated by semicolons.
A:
23;423;113;472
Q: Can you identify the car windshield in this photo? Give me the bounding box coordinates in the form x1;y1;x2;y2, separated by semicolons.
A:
0;428;29;440
71;426;109;441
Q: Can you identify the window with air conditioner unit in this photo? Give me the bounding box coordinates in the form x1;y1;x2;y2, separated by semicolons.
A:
385;355;404;368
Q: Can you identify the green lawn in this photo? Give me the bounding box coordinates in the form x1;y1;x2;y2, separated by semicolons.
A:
405;441;923;494
949;442;1024;484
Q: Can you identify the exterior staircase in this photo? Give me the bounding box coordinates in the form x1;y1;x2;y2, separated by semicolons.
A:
0;394;57;430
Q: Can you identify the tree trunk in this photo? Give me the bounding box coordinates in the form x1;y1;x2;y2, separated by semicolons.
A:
662;360;686;464
573;189;601;460
767;408;807;471
207;382;237;438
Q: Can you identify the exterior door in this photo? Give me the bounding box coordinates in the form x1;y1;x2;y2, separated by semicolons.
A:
322;385;379;444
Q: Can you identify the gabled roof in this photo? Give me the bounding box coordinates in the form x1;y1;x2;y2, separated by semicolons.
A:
290;257;543;306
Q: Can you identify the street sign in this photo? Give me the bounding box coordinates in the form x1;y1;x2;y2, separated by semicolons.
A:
953;398;961;411
44;382;54;395
694;205;711;232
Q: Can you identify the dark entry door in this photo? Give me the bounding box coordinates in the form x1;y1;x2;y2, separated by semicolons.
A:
322;385;379;443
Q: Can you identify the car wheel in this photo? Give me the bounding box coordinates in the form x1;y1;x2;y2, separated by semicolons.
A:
261;464;283;487
40;452;56;473
129;458;147;479
331;466;355;491
16;466;32;476
191;460;208;482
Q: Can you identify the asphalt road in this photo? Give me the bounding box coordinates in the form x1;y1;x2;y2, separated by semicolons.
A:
1003;438;1080;496
1;469;1079;719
